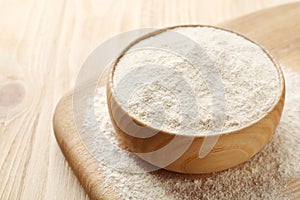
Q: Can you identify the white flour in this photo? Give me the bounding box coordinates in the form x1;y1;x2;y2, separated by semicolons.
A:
112;27;282;134
90;67;300;200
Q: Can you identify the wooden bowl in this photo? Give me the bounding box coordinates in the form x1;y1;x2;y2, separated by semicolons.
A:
106;25;285;174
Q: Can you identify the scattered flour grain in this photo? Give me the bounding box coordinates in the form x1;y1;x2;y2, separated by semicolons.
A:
90;67;300;200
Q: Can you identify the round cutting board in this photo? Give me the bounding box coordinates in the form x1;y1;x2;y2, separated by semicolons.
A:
53;3;300;200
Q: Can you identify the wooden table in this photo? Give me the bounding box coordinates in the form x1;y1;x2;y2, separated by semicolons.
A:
0;0;298;199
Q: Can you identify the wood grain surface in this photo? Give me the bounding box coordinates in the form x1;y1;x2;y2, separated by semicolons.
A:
1;1;300;200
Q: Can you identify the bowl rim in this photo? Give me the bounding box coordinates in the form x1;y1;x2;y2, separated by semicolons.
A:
107;24;286;138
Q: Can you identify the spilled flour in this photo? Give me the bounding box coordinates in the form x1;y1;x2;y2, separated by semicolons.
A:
112;27;282;134
87;67;300;200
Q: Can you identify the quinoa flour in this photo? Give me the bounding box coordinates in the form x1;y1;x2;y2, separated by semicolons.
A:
89;67;300;200
112;27;282;135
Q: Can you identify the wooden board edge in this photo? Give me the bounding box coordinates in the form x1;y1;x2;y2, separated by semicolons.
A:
53;92;119;200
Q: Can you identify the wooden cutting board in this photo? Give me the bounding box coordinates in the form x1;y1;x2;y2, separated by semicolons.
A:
53;3;300;200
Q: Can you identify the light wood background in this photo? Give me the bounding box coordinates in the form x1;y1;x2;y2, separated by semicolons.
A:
0;0;298;199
